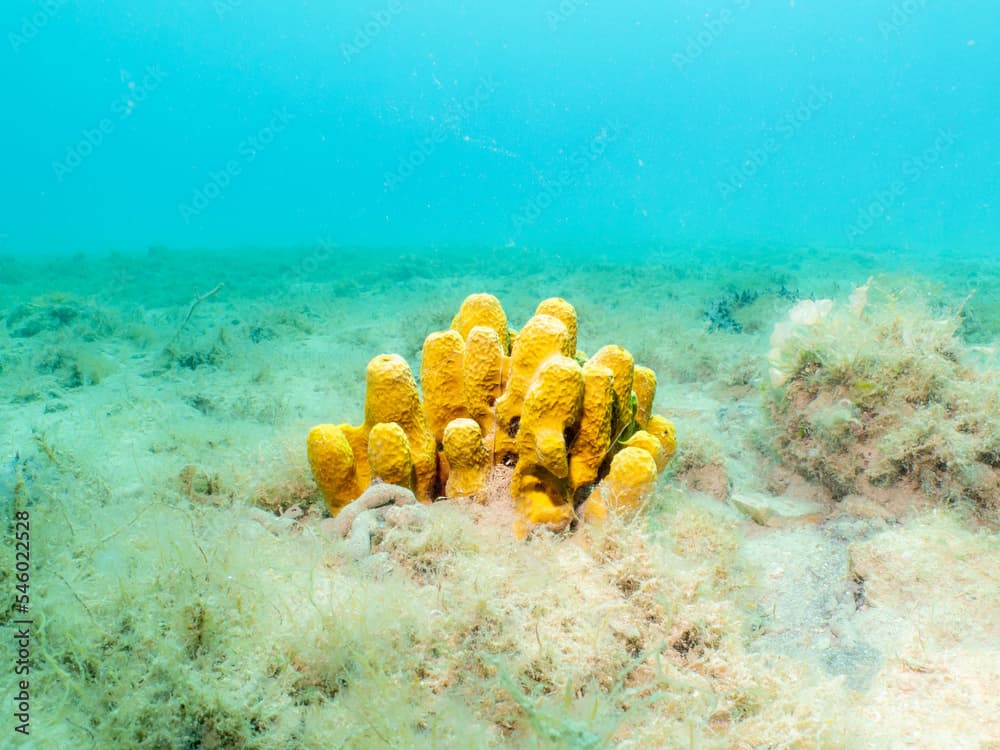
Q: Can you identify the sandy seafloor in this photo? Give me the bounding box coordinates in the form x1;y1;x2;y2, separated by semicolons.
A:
1;245;999;749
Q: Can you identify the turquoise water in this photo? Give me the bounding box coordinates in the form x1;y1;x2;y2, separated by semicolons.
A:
2;0;997;256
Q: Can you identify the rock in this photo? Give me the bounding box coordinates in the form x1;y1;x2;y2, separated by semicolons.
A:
841;493;894;520
730;492;825;527
682;463;730;499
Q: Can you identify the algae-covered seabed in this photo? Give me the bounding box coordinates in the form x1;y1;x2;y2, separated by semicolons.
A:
1;245;999;749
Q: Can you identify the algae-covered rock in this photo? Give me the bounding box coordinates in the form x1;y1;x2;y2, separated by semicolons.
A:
766;280;1000;519
3;293;115;339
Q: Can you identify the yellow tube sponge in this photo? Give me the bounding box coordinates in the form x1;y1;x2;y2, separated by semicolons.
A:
307;294;676;531
580;446;658;523
510;355;583;537
442;418;490;499
535;297;578;355
307;424;362;514
462;325;504;439
589;345;635;439
632;365;657;429
568;362;614;492
362;354;438;502
368;422;415;490
451;292;509;348
338;423;372;490
622;430;668;472
645;414;678;464
494;314;572;461
512;463;575;538
517;355;584;478
421;330;468;443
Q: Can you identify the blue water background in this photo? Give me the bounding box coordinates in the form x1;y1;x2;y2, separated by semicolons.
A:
1;0;996;257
